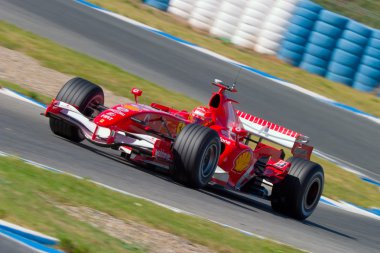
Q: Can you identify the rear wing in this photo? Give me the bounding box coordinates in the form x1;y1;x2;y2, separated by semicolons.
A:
236;110;310;149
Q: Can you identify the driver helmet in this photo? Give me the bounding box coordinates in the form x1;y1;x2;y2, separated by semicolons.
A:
190;106;212;126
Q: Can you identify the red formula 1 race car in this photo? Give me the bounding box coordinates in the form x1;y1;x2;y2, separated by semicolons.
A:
44;77;324;220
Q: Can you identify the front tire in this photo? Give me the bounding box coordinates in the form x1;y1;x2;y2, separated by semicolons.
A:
172;124;221;188
271;157;324;220
49;77;104;142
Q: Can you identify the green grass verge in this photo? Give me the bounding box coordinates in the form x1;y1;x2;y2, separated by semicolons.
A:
314;0;380;29
0;20;200;111
0;19;378;208
86;0;380;117
0;156;302;253
0;79;52;105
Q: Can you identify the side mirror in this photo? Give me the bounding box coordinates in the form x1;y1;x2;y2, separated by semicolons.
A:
131;88;142;103
232;126;248;136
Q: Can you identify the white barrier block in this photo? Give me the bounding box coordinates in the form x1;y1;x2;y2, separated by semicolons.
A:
189;0;220;31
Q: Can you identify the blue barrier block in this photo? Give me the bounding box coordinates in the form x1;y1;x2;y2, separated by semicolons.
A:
318;10;348;28
372;29;380;40
345;20;372;37
328;62;355;77
305;43;332;60
336;39;364;55
364;46;380;58
302;53;329;68
308;31;336;48
352;81;377;92
143;0;170;11
367;38;380;49
293;7;319;21
278;48;303;66
283;32;308;44
281;40;305;53
314;21;343;38
0;223;58;246
361;55;380;70
300;62;327;76
358;64;380;80
331;49;361;66
298;0;323;13
354;72;379;87
290;15;315;29
326;72;353;86
287;24;311;37
0;228;61;253
341;30;368;46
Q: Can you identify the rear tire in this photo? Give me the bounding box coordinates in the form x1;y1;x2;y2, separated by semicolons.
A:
49;77;104;142
271;157;324;220
172;124;221;188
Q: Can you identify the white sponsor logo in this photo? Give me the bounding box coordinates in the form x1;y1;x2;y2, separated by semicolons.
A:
116;106;129;113
101;115;114;120
220;137;231;145
110;109;126;116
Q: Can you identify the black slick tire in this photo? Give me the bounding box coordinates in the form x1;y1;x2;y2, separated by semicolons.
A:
172;124;221;188
49;77;104;142
271;157;324;220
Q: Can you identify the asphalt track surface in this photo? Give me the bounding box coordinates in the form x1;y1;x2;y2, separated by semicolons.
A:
0;0;379;252
1;94;380;253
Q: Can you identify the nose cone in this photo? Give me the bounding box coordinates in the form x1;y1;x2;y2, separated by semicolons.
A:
94;104;141;127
